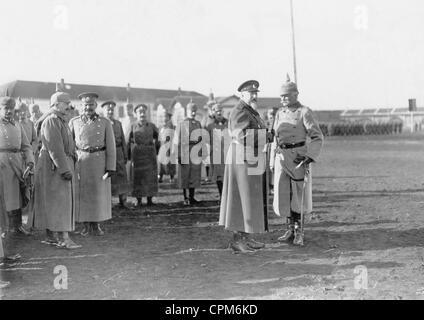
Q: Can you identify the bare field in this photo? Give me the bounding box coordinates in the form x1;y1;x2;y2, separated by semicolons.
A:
2;134;424;300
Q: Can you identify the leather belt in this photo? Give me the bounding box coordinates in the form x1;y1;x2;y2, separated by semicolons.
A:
0;148;20;153
76;146;106;153
279;141;306;149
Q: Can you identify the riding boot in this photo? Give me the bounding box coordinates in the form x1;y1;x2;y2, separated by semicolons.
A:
216;181;223;198
189;188;199;205
292;213;304;246
80;222;91;236
278;217;295;242
91;222;104;236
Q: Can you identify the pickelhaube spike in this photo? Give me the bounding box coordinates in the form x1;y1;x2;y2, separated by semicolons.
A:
286;73;291;82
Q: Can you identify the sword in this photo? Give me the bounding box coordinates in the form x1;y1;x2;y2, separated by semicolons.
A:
299;163;310;245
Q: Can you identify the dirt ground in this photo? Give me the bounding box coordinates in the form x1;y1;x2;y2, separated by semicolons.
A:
1;133;424;300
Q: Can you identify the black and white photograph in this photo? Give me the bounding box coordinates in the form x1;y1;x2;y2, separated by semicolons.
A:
1;0;424;305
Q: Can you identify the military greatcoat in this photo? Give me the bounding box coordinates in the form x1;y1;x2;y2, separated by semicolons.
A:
206;118;229;182
173;118;203;189
270;102;323;217
219;100;268;234
0;170;7;232
32;111;76;231
0;118;34;211
69;114;116;222
110;119;131;196
158;120;176;178
129;121;159;197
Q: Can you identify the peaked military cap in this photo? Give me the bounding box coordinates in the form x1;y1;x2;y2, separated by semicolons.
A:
78;92;99;104
0;96;16;108
134;103;148;113
237;80;260;93
187;100;198;112
280;74;298;96
101;101;117;108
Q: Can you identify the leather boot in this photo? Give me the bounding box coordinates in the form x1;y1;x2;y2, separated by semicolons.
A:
80;222;91;236
293;220;304;246
91;223;104;236
278;217;295;242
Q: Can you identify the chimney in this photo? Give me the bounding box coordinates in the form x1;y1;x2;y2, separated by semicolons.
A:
126;83;131;103
209;89;214;102
55;83;60;92
178;87;182;96
60;78;65;90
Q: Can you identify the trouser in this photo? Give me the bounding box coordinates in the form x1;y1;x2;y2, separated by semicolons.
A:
183;188;195;200
7;210;22;230
119;194;127;205
216;181;223;197
0;232;4;258
136;197;153;205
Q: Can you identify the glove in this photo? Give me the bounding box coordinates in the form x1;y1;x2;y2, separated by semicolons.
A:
103;170;115;179
61;171;73;181
293;155;313;166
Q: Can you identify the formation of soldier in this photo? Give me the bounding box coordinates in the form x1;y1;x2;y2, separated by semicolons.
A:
0;76;324;289
319;120;403;136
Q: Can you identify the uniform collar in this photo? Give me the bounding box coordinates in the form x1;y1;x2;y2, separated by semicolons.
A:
82;113;99;123
285;101;302;111
240;100;260;117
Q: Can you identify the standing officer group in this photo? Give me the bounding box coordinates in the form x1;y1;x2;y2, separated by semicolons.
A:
220;76;323;252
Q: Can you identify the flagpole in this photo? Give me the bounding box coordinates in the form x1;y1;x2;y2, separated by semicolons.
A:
290;0;298;84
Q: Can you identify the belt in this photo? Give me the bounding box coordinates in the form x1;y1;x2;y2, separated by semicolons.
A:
0;148;20;153
279;141;306;149
76;146;106;153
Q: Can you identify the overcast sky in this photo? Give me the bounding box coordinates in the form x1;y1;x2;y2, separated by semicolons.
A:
1;0;424;110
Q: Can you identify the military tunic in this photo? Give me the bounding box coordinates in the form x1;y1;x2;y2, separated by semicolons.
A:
110;119;131;196
158;120;176;178
69;114;116;222
0;171;5;259
0;170;7;232
173;118;203;189
19;119;37;154
130;121;159;197
219;101;268;234
270;102;323;217
32;111;76;231
0;118;34;211
206;118;229;182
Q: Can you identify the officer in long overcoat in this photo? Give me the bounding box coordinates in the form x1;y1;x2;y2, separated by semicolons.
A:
270;76;323;246
69;93;116;236
32;92;81;249
128;104;159;207
173;102;204;205
219;80;268;253
0;97;34;236
102;101;132;209
206;103;229;199
158;112;176;183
